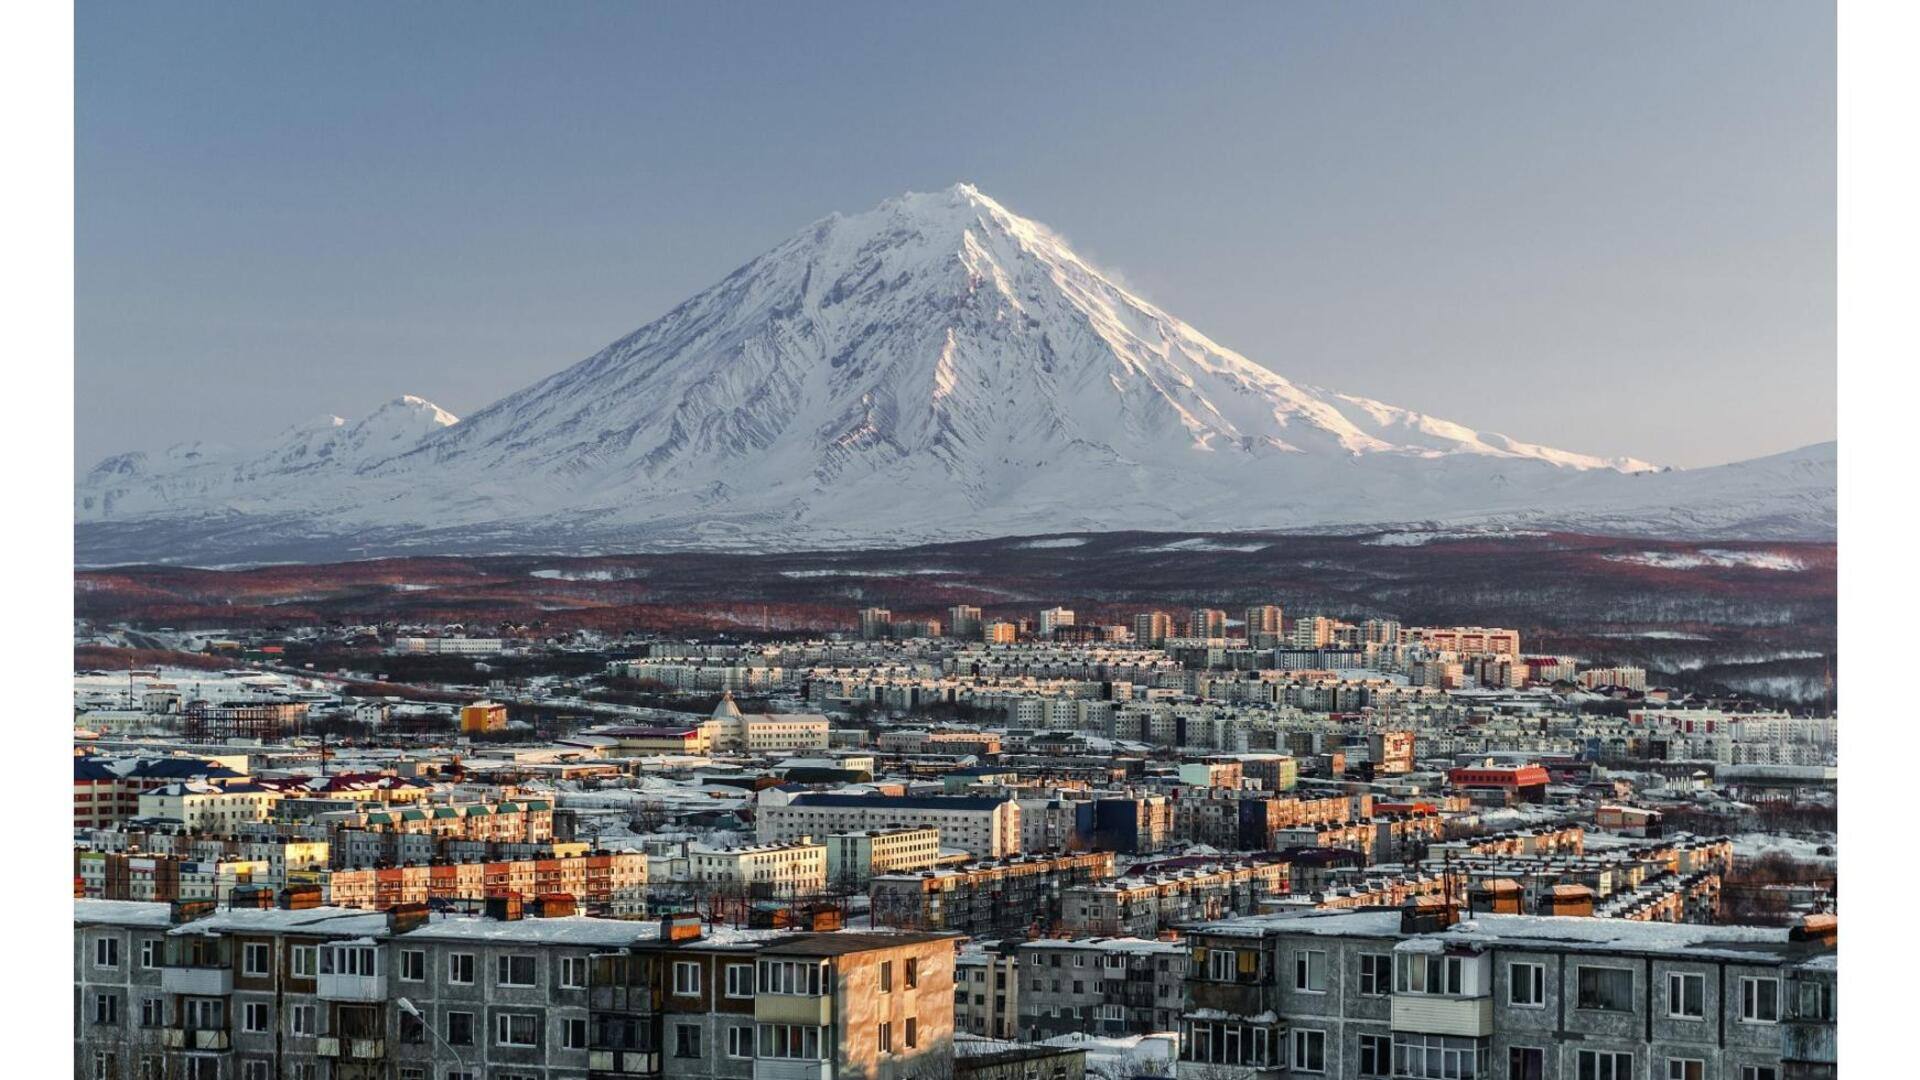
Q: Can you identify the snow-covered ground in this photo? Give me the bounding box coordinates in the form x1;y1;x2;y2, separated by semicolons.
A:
1604;549;1808;572
1730;832;1837;865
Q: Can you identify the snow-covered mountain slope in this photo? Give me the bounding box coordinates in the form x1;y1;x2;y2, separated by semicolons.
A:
78;395;458;521
75;184;1833;565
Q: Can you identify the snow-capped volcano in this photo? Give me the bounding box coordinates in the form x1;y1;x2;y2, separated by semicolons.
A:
76;184;1832;564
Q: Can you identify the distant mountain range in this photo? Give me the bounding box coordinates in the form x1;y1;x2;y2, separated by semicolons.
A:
77;184;1835;566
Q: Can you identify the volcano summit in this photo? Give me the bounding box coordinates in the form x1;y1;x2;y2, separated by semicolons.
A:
77;184;1834;565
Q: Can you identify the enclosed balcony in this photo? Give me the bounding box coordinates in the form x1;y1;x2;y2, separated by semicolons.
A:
161;937;233;997
315;941;386;1001
1390;947;1494;1037
588;953;663;1014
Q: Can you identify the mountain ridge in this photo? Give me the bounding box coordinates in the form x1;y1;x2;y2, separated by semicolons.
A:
76;184;1834;564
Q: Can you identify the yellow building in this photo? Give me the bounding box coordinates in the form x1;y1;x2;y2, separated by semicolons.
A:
460;700;509;733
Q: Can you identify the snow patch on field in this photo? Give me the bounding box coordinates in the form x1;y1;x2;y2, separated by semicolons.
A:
530;568;647;581
1605;550;1806;571
1365;529;1548;547
778;568;961;579
1013;537;1089;549
1136;538;1268;553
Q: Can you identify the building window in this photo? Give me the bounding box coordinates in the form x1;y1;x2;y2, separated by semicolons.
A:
906;1017;918;1048
290;1005;315;1037
1576;1050;1633;1080
675;1023;701;1058
1509;1047;1546;1080
139;997;164;1027
242;943;272;978
759;959;828;995
1576;966;1634;1012
291;945;317;979
564;1017;588;1050
906;957;920;988
879;1021;894;1053
1797;980;1835;1021
95;937;119;967
243;1062;268;1080
725;963;755;998
1393;1033;1481;1079
93;993;118;1025
1741;977;1781;1023
448;953;475;985
446;1011;475;1046
495;1013;538;1047
759;1024;824;1059
560;956;588;989
1510;962;1545;1007
242;1002;270;1033
1667;1060;1706;1080
726;1025;755;1058
140;938;159;969
881;960;894;993
1359;953;1392;996
1291;1029;1326;1073
673;961;703;996
1295;949;1327;993
497;955;537;988
91;1053;115;1080
1206;948;1238;981
400;1012;426;1045
398;950;425;981
1667;971;1706;1018
1740;1069;1779;1080
1397;954;1465;996
1358;1033;1391;1077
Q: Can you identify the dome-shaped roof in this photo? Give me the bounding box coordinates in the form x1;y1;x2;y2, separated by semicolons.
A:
711;691;743;719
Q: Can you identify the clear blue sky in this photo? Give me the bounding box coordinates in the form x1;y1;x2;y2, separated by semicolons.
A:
76;1;1834;469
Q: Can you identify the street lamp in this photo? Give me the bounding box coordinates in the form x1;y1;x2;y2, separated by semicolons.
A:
396;997;467;1077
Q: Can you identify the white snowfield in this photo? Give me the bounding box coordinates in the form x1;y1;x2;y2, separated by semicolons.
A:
77;184;1834;563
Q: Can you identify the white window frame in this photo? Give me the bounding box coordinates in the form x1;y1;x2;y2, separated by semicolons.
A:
1295;949;1327;993
1667;1059;1706;1080
95;936;119;967
1575;965;1634;1012
560;956;588;989
290;1004;315;1038
725;962;755;998
1741;976;1781;1024
673;960;702;996
1510;961;1546;1007
242;943;272;978
1290;1028;1326;1073
1667;971;1706;1019
1576;1049;1634;1080
497;954;537;988
398;949;425;981
494;1012;539;1048
290;945;317;979
242;1002;270;1034
1358;953;1392;996
448;953;475;985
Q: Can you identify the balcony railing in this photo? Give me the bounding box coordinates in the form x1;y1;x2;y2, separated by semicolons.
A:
314;971;388;1002
1390;994;1494;1038
160;965;234;997
161;1028;231;1052
315;1037;386;1059
587;1049;662;1075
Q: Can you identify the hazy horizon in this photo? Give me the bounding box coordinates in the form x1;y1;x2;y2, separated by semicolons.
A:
77;1;1834;471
